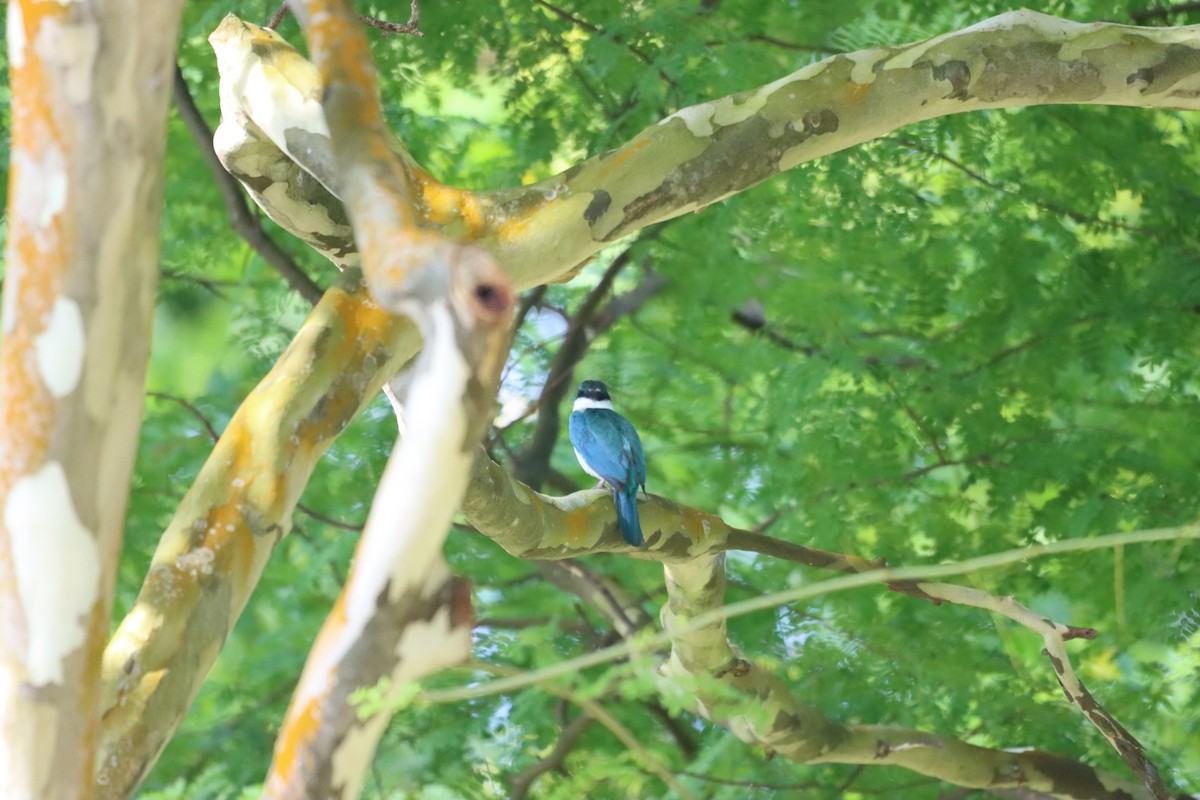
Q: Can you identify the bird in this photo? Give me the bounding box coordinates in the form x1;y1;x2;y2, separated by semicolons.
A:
568;379;647;546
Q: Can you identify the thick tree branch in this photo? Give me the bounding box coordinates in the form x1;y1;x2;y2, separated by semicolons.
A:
462;453;1175;796
264;253;512;800
96;270;415;799
252;4;516;797
213;11;1200;295
658;556;1185;800
145;391;364;531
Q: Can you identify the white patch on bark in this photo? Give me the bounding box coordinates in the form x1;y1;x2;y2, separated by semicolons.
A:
344;303;471;631
41;172;68;228
880;11;1051;74
393;605;472;675
36;17;100;104
35;297;86;398
957;9;1047;35
7;2;25;68
330;713;390;800
289;301;475;713
754;58;831;101
847;51;885;85
4;462;101;685
174;546;215;577
1;261;19;335
710;91;769;129
11;146;68;236
0;667;18;792
661;104;717;137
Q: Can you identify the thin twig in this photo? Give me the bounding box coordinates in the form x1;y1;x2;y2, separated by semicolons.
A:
703;34;842;55
418;526;1200;706
147;391;222;441
912;582;1165;798
533;0;677;90
172;66;325;304
508;712;594;800
470;662;699;800
268;0;423;35
146;390;364;531
359;0;422;37
893;136;1144;234
1131;2;1200;23
267;2;288;29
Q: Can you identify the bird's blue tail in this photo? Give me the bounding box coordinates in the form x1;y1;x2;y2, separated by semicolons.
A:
614;485;644;546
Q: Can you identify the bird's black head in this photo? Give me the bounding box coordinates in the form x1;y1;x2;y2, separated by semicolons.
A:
577;380;611;402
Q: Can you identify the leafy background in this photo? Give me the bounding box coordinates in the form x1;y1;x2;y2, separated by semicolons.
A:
4;0;1200;797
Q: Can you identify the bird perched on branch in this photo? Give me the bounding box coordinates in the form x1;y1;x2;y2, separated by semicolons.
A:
568;380;647;546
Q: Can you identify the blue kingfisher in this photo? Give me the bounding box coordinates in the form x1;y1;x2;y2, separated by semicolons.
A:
568;380;647;546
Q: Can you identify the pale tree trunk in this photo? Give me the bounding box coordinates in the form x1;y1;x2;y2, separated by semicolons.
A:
0;2;184;799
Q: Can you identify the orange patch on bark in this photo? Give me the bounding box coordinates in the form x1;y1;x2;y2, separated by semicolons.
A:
684;510;721;542
270;695;325;785
0;1;75;514
844;82;871;103
496;208;538;244
561;506;596;546
605;137;649;169
419;180;482;236
305;1;384;133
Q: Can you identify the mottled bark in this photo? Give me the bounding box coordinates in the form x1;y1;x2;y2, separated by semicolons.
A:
213;11;1200;291
96;270;412;798
0;2;183;798
261;5;514;796
264;255;510;800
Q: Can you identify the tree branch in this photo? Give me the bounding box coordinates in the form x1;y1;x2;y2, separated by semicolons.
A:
97;12;1200;794
461;452;1178;796
258;3;515;796
96;270;416;799
658;555;1185;800
906;582;1165;796
213;11;1200;296
267;0;423;36
145;391;364;531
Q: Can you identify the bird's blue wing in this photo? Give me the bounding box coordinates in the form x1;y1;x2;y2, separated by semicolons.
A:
569;409;637;489
615;415;647;490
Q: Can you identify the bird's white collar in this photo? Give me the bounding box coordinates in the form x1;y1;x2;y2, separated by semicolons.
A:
573;397;614;412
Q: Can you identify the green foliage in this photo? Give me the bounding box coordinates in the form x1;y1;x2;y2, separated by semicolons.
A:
105;0;1200;797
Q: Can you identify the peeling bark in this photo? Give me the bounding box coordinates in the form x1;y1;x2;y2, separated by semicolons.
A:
96;270;411;798
0;2;184;798
261;3;516;797
263;256;510;798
